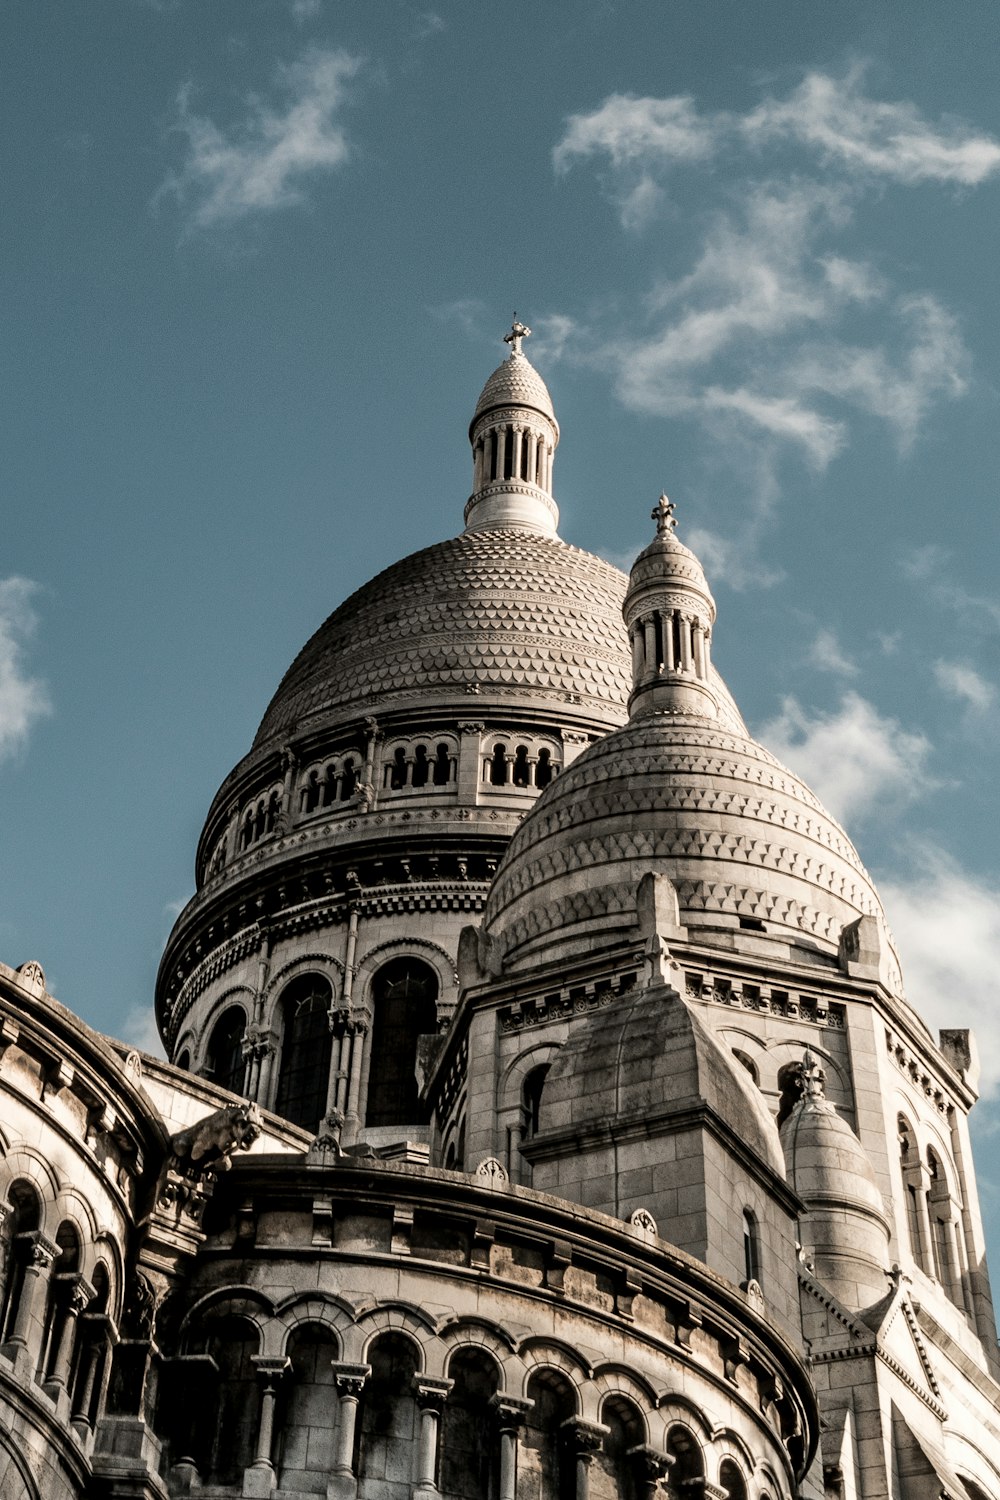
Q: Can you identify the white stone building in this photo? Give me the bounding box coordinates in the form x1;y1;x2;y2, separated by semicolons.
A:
0;324;997;1500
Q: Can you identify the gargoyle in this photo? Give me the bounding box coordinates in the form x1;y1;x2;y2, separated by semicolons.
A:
170;1100;263;1178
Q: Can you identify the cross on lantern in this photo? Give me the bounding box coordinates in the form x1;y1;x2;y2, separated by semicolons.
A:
504;315;531;355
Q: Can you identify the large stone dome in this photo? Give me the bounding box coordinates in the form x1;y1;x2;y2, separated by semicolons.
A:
253;530;634;745
484;707;903;990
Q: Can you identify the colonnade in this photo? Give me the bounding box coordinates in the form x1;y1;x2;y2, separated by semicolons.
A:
630;609;711;683
472;422;554;494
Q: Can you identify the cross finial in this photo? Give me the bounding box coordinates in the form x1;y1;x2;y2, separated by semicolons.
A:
504;315;531;356
652;493;677;537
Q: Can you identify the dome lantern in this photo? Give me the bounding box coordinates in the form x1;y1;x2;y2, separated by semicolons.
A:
624;495;719;720
465;320;560;536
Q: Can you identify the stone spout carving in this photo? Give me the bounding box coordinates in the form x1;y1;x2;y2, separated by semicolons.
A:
170;1100;263;1175
159;1102;263;1225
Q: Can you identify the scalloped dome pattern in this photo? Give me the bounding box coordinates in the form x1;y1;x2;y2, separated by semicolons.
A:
255;531;632;744
484;714;902;989
472;353;556;425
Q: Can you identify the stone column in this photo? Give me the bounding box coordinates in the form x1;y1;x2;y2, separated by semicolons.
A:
629;1445;673;1500
664;613;676;671
345;1018;369;1137
3;1234;57;1365
44;1274;95;1398
491;1395;531;1500
642;618;656;678
692;623;706;678
562;1419;607;1500
679;615;694;672
413;1376;453;1496
527;430;538;485
243;1356;290;1497
330;1362;370;1488
71;1314;113;1434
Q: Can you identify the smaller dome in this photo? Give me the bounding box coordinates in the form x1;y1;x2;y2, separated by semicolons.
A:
780;1053;885;1217
471;351;556;430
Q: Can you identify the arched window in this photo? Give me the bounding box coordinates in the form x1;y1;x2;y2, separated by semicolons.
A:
206;1316;260;1485
433;743;452;785
322;764;338;806
275;976;334;1133
279;1323;339;1492
742;1209;760;1285
440;1348;501;1497
666;1425;704;1500
340;759;357;801
41;1221;81;1385
175;1049;191;1072
522;1370;576;1500
535;748;554;788
253;800;266;841
488;743;508;786
357;1333;420;1486
302;769;321;813
720;1458;749;1500
265;789;280;833
522;1064;551;1141
366;958;439;1129
927;1147;962;1302
389;747;408;790
512;745;530;787
596;1395;645;1499
0;1182;41;1344
411;745;429;788
206;1006;247;1096
898;1114;929;1272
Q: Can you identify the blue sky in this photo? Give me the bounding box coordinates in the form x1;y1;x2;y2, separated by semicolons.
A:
2;1;999;1260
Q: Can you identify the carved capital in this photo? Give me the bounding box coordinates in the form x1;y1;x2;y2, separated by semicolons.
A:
253;1355;291;1389
332;1361;371;1398
562;1418;608;1460
413;1376;453;1411
26;1234;59;1273
490;1394;532;1431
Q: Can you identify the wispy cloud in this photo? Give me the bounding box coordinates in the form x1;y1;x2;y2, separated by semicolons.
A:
808;628;858;677
932;659;995;713
548;69;992;576
290;0;321;21
554;69;1000;212
743;68;1000;186
881;848;1000;1097
0;579;52;763
158;47;362;230
757;691;933;825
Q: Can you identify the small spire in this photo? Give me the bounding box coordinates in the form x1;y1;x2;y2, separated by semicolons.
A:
504;315;531;357
651;493;677;537
799;1048;827;1099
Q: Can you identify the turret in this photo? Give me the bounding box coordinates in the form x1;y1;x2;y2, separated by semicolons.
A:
623;495;719;719
465;319;560;535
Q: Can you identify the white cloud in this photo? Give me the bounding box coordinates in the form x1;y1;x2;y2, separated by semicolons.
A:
120;1004;167;1061
159;47;362;229
0;578;52;763
414;11;446;40
932;659;995;712
291;0;321;21
808;628;858;677
881;850;1000;1098
553;70;1000;196
743;68;1000;186
757;691;933;825
554;92;719;174
528;313;577;365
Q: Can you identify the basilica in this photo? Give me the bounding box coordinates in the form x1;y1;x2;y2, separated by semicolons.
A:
0;323;998;1500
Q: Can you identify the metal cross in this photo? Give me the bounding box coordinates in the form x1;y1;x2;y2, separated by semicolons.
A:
504;315;531;355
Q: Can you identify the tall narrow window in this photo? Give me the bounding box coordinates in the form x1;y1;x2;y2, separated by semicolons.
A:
512;745;530;787
721;1459;749;1500
340;759;357;801
666;1426;704;1500
742;1209;760;1285
0;1182;41;1344
411;745;429;788
357;1334;420;1486
275;976;334;1133
489;743;508;786
440;1349;501;1498
390;748;408;789
433;743;452;785
535;748;554;788
279;1324;339;1492
597;1395;645;1500
365;958;438;1128
522;1371;576;1500
206;1007;247;1096
522;1064;551;1141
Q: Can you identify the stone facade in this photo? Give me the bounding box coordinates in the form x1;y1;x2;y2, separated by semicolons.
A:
0;327;998;1500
